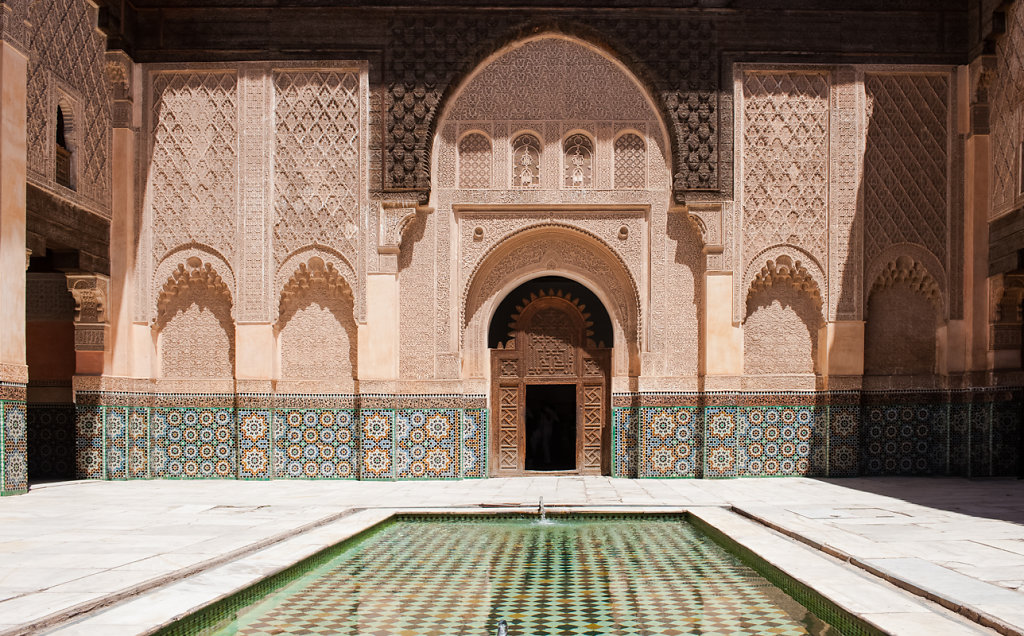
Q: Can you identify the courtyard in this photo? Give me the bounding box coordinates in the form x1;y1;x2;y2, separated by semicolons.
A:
0;476;1021;634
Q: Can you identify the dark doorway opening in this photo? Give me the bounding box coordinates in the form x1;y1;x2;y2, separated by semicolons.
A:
525;384;576;471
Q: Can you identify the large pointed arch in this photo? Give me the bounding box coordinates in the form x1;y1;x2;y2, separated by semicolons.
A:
462;224;641;380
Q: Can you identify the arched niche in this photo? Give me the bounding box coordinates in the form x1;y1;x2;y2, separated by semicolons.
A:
463;225;640;382
864;254;943;377
275;256;358;391
154;256;235;379
743;255;824;384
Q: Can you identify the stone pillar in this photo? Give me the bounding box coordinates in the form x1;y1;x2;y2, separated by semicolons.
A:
361;203;417;383
964;58;995;374
0;6;29;495
704;272;743;386
817;321;864;389
65;274;110;376
106;52;137;379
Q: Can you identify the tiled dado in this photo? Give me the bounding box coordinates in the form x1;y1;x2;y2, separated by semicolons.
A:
1;383;28;495
70;394;490;481
611;390;1022;479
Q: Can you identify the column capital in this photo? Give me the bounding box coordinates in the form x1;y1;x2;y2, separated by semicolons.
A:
66;272;110;326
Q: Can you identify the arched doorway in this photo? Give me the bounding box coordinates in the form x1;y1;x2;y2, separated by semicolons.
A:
489;277;612;476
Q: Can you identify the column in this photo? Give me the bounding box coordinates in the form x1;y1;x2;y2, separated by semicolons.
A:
0;8;28;495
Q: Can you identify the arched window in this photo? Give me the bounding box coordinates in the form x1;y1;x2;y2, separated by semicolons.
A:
511;134;540;187
459;133;492;188
614;133;645;189
563;133;593;188
55;106;73;189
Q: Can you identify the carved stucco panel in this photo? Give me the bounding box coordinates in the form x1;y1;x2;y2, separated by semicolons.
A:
148;71;238;264
273;69;362;266
448;38;655;123
862;73;949;273
829;67;864;321
400;210;436;380
991;0;1024;219
741;71;830;268
26;0;111;216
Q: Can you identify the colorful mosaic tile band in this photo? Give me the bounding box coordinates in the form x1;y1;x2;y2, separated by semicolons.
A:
49;389;1022;484
461;408;488;478
274;409;358;479
1;395;28;495
611;391;1021;479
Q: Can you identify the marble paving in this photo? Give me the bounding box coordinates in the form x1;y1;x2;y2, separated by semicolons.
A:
0;476;1020;635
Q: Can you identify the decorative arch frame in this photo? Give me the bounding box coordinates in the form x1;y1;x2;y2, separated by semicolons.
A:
394;23;698;202
431;32;674;194
153;242;235;322
865;243;947;319
738;245;827;324
276;244;358;324
54;95;78;188
462;223;641;379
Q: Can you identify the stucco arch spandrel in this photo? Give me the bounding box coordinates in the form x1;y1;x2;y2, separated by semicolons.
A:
738;245;826;324
464;225;639;336
276;245;359;323
152;243;235;322
865;243;948;319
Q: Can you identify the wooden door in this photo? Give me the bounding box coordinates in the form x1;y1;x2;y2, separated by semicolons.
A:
490;290;610;476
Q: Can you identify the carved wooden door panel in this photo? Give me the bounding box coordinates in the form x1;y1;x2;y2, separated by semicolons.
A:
580;350;610;475
492;351;523;474
490;290;610;476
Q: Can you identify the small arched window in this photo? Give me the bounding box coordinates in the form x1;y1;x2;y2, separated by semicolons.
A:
511;134;541;187
563;133;593;188
459;133;492;188
55;106;73;189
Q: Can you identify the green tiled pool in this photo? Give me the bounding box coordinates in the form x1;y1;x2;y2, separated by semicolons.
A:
167;514;852;635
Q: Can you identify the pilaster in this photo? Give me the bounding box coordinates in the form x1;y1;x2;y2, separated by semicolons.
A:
0;23;28;493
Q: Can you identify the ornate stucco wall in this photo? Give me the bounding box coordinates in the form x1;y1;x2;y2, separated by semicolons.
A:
2;1;1020;490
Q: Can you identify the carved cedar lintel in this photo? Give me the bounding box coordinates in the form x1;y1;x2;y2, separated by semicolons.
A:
105;51;134;129
65;273;110;352
377;203;420;273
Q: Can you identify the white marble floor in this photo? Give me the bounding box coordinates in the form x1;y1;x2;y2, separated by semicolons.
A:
0;476;1021;635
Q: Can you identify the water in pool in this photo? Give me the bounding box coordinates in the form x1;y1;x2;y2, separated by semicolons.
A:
210;516;840;635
